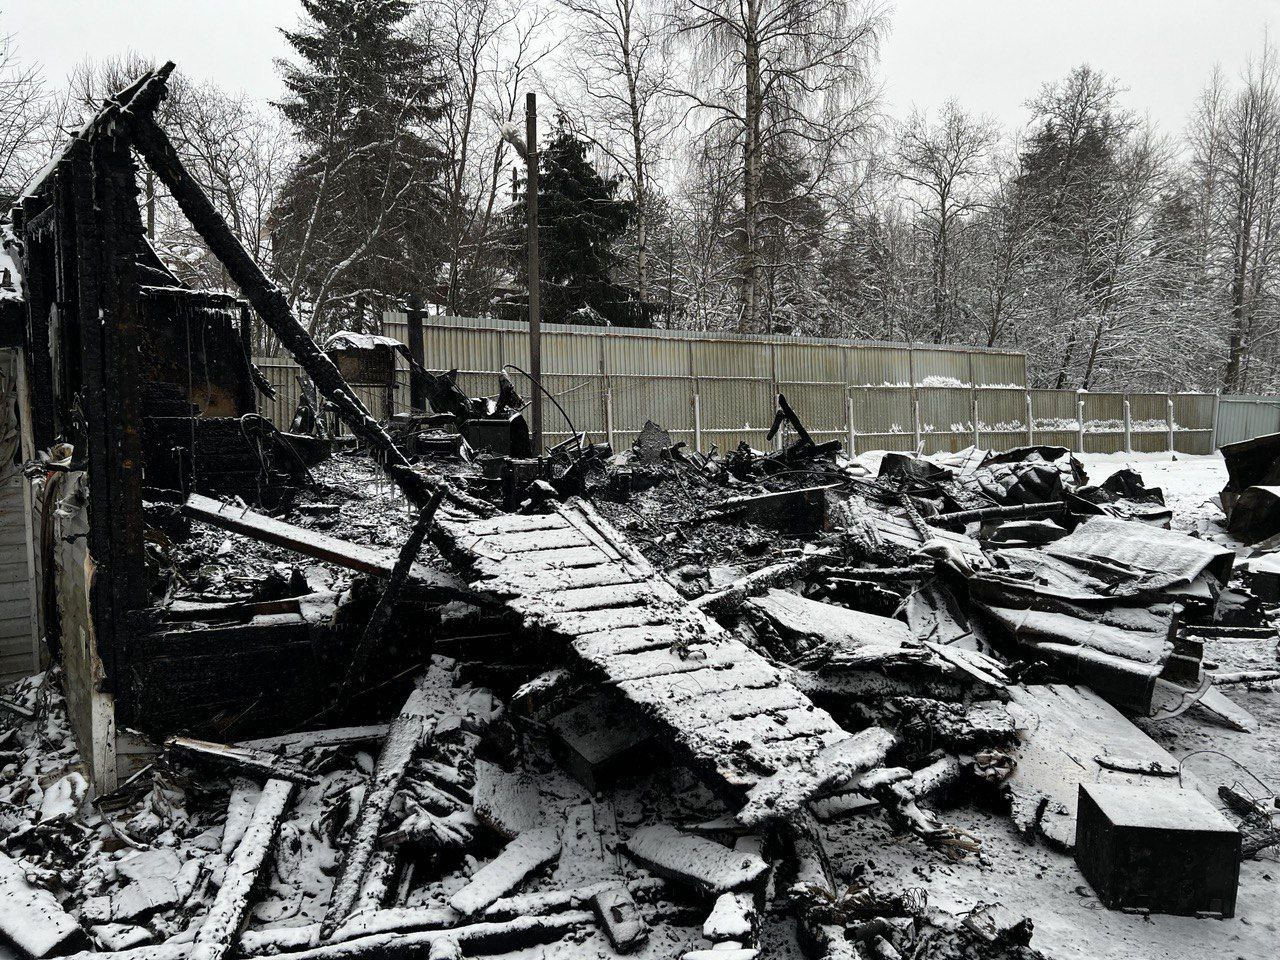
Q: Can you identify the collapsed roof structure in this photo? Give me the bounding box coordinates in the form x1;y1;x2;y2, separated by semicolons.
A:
0;65;1276;960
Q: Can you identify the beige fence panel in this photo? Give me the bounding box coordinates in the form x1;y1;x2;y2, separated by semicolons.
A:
917;386;975;455
977;387;1030;449
850;385;915;453
250;315;1226;457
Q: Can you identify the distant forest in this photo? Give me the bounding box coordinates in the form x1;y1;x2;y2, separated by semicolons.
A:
3;0;1280;392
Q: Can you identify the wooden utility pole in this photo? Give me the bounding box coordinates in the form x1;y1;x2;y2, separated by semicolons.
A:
526;91;543;456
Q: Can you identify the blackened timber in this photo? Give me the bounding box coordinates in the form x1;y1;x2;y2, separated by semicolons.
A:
336;490;444;707
191;778;296;960
73;132;148;700
113;64;431;507
182;493;466;597
166;735;318;786
929;501;1066;526
18;196;56;450
322;691;431;938
406;294;427;412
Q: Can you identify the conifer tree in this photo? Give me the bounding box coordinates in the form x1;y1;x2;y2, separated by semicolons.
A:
273;0;449;334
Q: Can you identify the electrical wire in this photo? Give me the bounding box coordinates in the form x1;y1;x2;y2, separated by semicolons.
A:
501;362;584;445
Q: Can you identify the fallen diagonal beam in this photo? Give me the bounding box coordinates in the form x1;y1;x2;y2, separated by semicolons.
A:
182;494;466;596
337;491;444;707
191;778;296;960
111;63;431;507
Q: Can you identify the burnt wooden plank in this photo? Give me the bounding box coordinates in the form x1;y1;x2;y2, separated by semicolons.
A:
469;527;592;557
183;494;464;594
527;582;657;613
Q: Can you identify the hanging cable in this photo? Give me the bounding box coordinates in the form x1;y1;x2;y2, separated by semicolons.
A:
502;362;583;445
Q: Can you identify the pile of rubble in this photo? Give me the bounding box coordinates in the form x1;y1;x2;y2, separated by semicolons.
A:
4;389;1280;960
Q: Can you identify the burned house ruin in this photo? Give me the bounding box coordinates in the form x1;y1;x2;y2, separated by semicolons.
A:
0;64;1276;960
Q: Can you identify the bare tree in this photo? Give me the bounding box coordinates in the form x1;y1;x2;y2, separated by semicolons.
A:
0;31;48;199
668;0;885;331
894;100;997;341
1191;41;1280;392
556;0;672;304
426;0;555;314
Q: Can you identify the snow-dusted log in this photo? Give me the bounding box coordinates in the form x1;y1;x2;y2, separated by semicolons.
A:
166;736;317;785
448;826;562;916
624;826;767;896
321;703;430;938
244;912;593;960
0;851;88;957
738;726;899;827
191;778;296;960
692;555;825;615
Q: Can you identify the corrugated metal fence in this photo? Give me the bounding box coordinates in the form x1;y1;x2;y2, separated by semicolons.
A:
252;315;1218;456
1213;395;1280;446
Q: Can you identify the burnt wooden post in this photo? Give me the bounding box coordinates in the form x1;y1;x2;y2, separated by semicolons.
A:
117;64;431;507
18;197;56;450
69;133;148;705
406;294;426;412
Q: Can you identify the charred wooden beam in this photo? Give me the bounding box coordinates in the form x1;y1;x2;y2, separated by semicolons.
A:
337;491;444;708
191;778;295;960
321;692;431;938
181;494;466;598
165;735;318;786
928;501;1065;527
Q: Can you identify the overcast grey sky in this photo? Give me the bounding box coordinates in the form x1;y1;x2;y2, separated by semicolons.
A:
5;0;1277;136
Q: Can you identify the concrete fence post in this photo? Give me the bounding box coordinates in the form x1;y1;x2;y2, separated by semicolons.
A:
1076;391;1086;454
1026;392;1034;446
971;387;981;449
1123;397;1132;453
1167;394;1176;452
605;387;615;451
846;393;857;456
1210;391;1221;450
911;387;922;452
693;392;703;454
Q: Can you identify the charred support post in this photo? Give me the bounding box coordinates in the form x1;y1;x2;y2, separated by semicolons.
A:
407;294;427;413
117;64;431;507
526;92;543;457
75;130;148;705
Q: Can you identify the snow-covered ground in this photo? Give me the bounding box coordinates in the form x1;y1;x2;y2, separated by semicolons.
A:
1077;451;1229;537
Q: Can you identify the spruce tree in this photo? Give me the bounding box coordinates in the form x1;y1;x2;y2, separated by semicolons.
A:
273;0;448;334
511;115;633;325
